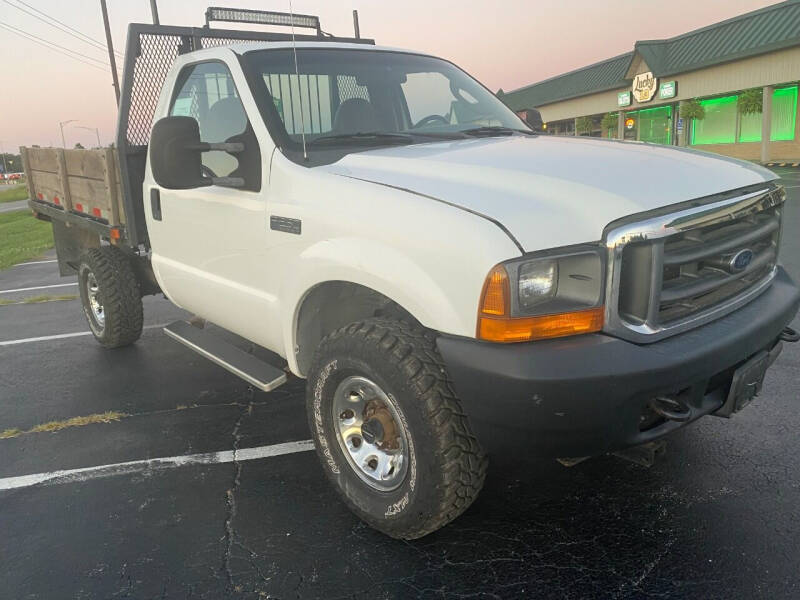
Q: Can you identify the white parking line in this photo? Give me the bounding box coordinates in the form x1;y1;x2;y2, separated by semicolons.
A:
0;440;315;491
14;259;58;267
0;324;168;346
0;282;77;295
0;331;94;346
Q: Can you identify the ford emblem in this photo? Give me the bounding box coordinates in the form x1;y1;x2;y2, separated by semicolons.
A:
730;249;754;272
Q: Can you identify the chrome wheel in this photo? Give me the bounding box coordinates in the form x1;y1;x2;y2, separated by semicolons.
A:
332;375;409;491
85;271;105;329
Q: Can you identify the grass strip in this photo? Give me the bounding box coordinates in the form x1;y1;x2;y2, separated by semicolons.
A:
0;294;77;306
0;210;54;270
0;185;28;203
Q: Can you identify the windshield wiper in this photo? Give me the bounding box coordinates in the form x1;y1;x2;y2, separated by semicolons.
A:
308;132;414;147
461;126;535;137
404;131;470;139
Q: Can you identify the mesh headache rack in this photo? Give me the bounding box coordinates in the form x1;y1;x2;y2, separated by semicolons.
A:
115;7;374;248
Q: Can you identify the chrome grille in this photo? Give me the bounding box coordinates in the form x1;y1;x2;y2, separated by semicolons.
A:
604;186;785;343
659;207;779;322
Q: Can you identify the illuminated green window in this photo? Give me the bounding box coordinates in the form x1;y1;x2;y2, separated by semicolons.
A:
637;106;672;145
623;106;672;145
691;95;737;145
771;85;797;141
737;86;798;142
738;110;761;142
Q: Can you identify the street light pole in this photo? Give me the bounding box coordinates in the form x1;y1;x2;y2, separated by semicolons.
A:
76;126;102;147
59;119;77;148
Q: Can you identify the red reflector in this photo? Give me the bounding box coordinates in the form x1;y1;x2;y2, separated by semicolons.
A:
110;228;121;240
92;207;102;217
75;203;84;212
54;197;61;205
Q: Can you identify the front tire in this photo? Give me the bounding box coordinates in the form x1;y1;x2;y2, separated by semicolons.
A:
78;246;143;348
306;318;487;539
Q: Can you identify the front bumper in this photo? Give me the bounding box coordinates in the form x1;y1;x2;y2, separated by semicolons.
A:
437;267;800;457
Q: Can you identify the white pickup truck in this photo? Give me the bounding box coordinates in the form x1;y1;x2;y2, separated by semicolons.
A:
23;8;799;539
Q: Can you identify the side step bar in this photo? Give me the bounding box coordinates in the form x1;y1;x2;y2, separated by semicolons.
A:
163;321;288;392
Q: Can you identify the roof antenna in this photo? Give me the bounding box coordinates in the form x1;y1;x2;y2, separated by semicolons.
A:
288;0;308;160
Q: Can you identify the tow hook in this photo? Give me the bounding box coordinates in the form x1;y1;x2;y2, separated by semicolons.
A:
649;395;692;422
780;326;799;343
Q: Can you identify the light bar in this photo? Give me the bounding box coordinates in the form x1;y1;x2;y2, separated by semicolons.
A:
205;7;321;32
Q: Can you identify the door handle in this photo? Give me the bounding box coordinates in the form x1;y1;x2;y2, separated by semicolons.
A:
150;188;162;221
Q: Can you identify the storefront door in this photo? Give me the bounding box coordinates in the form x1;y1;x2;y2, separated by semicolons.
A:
623;114;637;140
623;105;673;145
637;106;672;144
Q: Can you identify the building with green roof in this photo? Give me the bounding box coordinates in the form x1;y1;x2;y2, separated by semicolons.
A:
499;0;800;162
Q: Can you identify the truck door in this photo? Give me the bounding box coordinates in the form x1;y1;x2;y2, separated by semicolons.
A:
146;59;275;345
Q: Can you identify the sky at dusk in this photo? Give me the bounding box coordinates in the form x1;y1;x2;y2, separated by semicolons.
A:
0;0;780;152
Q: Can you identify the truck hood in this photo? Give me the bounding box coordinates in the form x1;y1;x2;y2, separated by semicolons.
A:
320;135;777;252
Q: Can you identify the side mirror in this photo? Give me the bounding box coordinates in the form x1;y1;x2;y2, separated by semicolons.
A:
150;116;247;189
150;116;209;190
523;109;544;132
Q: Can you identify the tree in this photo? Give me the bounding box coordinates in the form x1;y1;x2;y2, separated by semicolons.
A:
737;88;762;115
679;99;704;121
600;112;618;137
0;152;22;174
575;116;594;135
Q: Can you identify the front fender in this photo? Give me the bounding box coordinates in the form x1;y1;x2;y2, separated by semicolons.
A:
282;236;471;374
268;152;522;376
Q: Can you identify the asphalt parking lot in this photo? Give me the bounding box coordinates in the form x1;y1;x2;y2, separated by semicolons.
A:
1;168;799;599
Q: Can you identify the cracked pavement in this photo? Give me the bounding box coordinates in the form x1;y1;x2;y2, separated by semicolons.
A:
223;395;254;590
0;167;799;598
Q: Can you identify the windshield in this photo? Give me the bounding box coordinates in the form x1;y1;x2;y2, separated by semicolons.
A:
242;48;529;154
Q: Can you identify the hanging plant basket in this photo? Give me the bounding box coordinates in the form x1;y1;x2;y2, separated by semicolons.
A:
680;99;705;121
738;88;763;115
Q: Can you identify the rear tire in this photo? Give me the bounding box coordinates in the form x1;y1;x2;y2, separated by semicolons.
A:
78;246;143;348
306;318;487;539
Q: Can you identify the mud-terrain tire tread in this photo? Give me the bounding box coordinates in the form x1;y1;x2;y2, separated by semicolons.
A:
308;318;488;539
79;246;143;348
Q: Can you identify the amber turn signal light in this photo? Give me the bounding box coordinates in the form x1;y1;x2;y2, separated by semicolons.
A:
478;307;604;343
479;265;510;316
478;265;604;342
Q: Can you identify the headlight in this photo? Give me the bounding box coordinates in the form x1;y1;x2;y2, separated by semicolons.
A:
478;245;606;342
518;260;557;308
